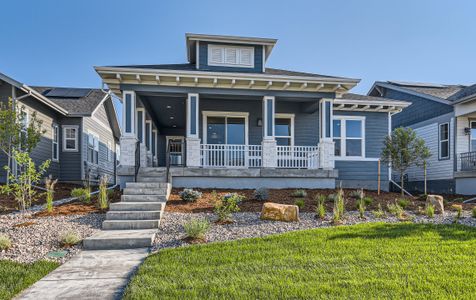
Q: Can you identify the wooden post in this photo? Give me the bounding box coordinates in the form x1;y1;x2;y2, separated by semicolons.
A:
377;159;381;195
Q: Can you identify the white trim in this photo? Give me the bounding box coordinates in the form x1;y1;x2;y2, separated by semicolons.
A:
335;157;379;161
263;96;275;139
136;107;145;144
275;113;295;146
52;123;59;162
471;120;476;152
122;91;136;136
62;125;79;152
202;111;249;145
186;93;199;138
208;44;255;68
332;115;366;159
91;93;110;117
196;41;200;70
438;122;450;160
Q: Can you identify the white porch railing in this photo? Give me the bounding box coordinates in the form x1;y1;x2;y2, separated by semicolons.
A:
277;145;320;169
200;144;262;168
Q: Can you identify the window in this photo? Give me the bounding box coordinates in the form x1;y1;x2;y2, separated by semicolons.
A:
63;126;78;151
87;132;99;164
333;116;365;158
471;121;476;152
203;112;248;145
52;124;59;161
208;44;254;68
107;141;112;162
275;114;294;146
439;123;450;160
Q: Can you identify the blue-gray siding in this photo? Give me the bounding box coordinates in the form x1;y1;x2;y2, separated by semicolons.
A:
198;42;263;73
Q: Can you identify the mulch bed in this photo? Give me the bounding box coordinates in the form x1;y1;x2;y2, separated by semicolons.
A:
166;188;476;214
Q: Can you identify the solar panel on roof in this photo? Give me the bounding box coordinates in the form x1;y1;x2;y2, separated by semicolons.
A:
389;81;446;88
45;88;91;98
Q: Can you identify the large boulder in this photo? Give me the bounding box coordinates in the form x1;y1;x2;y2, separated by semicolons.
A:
260;202;299;222
426;195;445;214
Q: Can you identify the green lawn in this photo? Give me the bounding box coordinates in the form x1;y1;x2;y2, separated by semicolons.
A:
124;223;476;299
0;260;58;300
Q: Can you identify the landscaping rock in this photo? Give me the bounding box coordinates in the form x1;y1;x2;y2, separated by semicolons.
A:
426;195;445;214
260;203;299;222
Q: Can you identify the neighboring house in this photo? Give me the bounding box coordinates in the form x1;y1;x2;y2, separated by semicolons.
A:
368;81;476;195
0;72;121;185
95;33;408;191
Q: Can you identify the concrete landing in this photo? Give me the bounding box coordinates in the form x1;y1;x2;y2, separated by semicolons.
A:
16;248;149;300
83;229;157;250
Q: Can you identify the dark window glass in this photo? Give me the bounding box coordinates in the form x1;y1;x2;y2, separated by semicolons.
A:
145;123;151;148
137;111;143;143
346;120;362;138
333;120;341;137
346;139;362;156
227;117;245;144
325;102;331;138
276;138;291;146
266;99;273;137
190;96;197;135
334;139;341;156
125;94;131;133
275;118;291;137
207;117;226;144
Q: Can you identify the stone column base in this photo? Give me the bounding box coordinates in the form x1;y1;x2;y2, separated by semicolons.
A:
262;139;277;168
186;137;201;167
319;139;335;170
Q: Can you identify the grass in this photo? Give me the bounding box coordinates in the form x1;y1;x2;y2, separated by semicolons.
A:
0;260;59;300
124;223;476;299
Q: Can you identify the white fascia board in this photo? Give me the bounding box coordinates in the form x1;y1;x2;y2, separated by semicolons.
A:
334;98;410;108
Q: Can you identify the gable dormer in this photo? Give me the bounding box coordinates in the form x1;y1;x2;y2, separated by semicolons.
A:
186;33;277;73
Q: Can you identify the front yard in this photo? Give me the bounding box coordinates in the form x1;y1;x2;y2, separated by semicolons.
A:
125;223;476;299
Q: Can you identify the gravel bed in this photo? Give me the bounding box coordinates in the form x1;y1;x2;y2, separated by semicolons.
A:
152;211;476;252
0;212;104;264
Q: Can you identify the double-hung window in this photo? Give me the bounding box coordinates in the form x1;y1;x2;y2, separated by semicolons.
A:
63;126;78;151
275;114;294;146
52;124;59;161
333;116;365;158
438;123;450;160
470;121;476;152
87;132;99;164
208;44;254;68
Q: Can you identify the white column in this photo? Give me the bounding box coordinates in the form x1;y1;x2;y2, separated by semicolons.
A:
186;93;200;167
262;96;277;168
319;98;335;169
119;91;138;167
152;129;158;167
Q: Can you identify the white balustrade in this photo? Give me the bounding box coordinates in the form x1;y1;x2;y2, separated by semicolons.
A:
277;145;320;169
200;144;262;168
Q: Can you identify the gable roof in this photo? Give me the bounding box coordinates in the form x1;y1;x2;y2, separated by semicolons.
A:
448;83;476;104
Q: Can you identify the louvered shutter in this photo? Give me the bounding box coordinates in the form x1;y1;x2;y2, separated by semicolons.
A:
225;48;237;64
240;48;253;66
210;46;224;64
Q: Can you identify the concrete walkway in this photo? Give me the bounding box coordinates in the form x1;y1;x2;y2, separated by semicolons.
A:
16;248;149;300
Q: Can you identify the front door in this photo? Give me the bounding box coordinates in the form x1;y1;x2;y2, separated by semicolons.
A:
166;136;184;166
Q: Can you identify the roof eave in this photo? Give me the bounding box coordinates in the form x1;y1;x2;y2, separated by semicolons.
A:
369;81;453;105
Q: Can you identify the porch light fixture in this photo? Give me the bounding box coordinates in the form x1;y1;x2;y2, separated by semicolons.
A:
166;105;171;109
170;116;174;120
172;125;177;128
257;118;263;127
464;127;471;135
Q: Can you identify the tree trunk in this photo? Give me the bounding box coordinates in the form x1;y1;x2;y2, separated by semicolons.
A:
400;173;404;196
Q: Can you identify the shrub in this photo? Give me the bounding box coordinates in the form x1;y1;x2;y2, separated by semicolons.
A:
387;202;404;220
223;193;245;203
327;193;337;202
397;198;411;209
179;189;202;202
473;207;476;218
71;187;90;204
59;231;81;247
363;196;373;206
426;204;435;218
349;189;364;199
451;204;463;219
0;234;12;250
45;176;58;213
253;187;269;201
332;188;345;224
214;193;240;222
183;219;210;240
357;197;366;219
292;189;307;197
315;194;326;220
372;204;386;218
294;199;305;209
98;175;110;210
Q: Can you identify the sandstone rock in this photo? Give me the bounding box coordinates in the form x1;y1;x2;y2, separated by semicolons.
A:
260;202;299;222
426;195;445;214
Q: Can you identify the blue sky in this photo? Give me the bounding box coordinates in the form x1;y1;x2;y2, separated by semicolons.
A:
1;0;475;112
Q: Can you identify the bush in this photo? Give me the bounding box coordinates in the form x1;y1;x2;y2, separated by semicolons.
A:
292;189;307;197
45;176;58;213
397;198;410;209
59;231;81;247
327;193;337;202
388;202;404;220
223;193;245;203
294;199;305;209
363;197;373;206
98;175;110;210
0;234;12;250
372;204;386;219
451;204;463;219
253;187;269;201
426;204;435;218
179;189;202;202
315;194;326;220
214;193;241;222
183;219;210;240
71;187;90;204
349;189;364;199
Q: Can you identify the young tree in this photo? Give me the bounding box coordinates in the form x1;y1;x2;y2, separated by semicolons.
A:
381;127;431;196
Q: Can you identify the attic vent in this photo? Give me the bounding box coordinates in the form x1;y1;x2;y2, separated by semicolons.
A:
208;44;254;68
45;88;91;98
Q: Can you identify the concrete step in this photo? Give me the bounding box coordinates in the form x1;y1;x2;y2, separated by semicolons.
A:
121;194;167;202
83;229;157;250
126;182;168;189
106;211;162;220
136;176;167;183
110;202;164;212
123;188;167;195
102;219;160;230
138;168;167;176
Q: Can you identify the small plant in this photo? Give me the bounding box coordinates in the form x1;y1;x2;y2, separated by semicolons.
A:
315;194;326;220
357;198;366;219
387;202;405;220
292;189;307;197
253;187;269;201
327;193;337;202
179;189;202;202
372;204;386;218
363;196;373;206
0;234;12;250
426;203;435;218
98;175;110;210
223;193;245;203
332;188;345;224
349;189;364;199
451;204;463;219
214;193;241;223
45;176;58;213
472;207;476;218
59;231;81;247
71;187;90;204
294;198;305;209
397;198;411;209
183;219;210;241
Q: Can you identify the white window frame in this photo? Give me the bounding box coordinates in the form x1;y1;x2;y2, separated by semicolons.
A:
208;44;255;68
438;122;450;160
62;125;79;152
87;131;99;165
275;113;295;146
52;124;59;162
333;116;366;160
470;120;476;152
202;111;249;145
